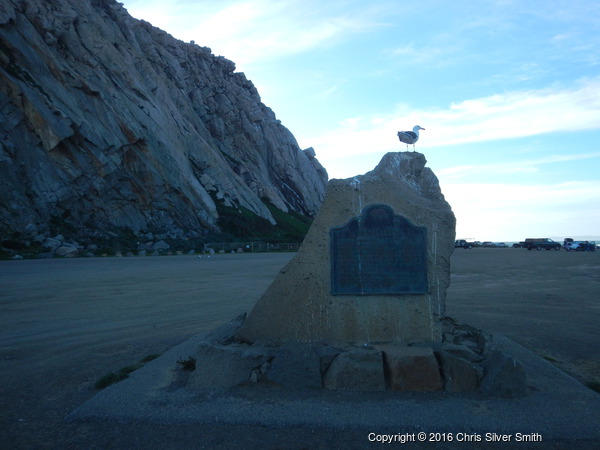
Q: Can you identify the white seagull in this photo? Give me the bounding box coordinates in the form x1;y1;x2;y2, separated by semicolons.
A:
397;125;425;150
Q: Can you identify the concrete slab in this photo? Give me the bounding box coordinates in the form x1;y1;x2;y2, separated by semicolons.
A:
67;331;600;446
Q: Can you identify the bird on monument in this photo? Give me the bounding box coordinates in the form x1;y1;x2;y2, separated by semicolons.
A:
397;125;425;150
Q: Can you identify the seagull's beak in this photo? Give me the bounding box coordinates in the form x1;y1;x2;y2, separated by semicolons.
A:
421;127;426;130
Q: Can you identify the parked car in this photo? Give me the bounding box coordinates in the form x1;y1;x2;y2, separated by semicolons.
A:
565;241;597;252
564;241;579;251
455;239;473;249
577;241;596;251
521;238;562;251
495;242;508;248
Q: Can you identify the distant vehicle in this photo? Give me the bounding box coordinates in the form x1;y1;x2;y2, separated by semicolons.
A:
455;239;472;249
521;238;562;251
565;241;597;252
482;241;494;247
564;240;580;251
495;242;508;248
578;241;596;252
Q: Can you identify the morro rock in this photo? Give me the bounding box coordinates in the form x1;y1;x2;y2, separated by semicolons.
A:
0;0;327;240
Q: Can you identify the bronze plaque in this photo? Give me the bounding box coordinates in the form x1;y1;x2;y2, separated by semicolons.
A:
330;204;427;295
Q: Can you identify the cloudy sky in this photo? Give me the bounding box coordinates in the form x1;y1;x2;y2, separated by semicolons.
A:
122;0;600;242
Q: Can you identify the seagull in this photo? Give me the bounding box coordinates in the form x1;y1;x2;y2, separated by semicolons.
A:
397;125;425;150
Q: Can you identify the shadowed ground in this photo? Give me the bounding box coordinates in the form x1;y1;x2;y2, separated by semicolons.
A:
446;248;599;387
0;249;598;448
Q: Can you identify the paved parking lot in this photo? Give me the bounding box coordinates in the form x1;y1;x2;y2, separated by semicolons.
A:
0;248;598;448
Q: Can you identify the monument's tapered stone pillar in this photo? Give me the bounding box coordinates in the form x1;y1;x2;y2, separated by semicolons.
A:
237;152;456;344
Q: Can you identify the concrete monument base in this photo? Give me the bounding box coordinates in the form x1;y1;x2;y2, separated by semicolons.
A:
66;316;600;450
190;314;527;395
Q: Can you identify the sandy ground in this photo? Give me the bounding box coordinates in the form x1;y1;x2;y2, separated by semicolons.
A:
446;248;600;385
0;248;598;448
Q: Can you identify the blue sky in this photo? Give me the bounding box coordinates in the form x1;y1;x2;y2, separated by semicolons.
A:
122;0;600;242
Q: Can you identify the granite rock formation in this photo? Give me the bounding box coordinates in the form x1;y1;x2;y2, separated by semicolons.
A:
0;0;327;241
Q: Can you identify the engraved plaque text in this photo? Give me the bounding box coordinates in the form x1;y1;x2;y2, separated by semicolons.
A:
330;204;427;295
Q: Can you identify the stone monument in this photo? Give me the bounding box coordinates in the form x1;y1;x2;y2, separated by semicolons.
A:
236;151;455;344
188;152;527;395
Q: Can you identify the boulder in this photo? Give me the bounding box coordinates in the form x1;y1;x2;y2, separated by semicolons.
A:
380;345;443;392
439;351;482;393
266;344;323;389
322;349;386;391
54;245;79;257
481;350;528;397
153;240;170;251
43;238;62;252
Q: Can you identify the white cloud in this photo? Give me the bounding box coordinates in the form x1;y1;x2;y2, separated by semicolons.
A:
309;77;600;162
388;40;463;68
125;0;383;68
445;180;600;240
437;152;600;179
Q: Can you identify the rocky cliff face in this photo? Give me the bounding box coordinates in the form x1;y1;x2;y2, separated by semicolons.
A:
0;0;327;244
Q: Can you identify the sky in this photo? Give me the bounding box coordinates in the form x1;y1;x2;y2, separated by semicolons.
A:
121;0;600;242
